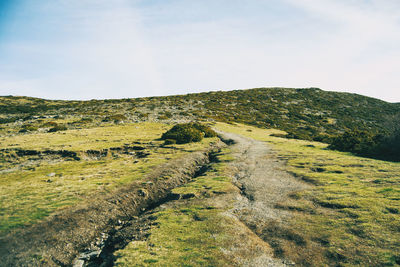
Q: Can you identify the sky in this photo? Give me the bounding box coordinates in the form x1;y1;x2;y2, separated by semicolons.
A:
0;0;399;102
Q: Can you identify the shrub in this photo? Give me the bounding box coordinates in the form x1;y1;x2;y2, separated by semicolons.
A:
163;139;176;145
41;121;58;128
372;131;400;161
328;129;380;156
136;112;149;119
161;123;216;144
79;117;93;123
190;123;217;137
21;124;38;132
327;129;400;161
48;125;67;132
164;111;173;118
157;115;169;120
102;114;127;123
161;123;203;144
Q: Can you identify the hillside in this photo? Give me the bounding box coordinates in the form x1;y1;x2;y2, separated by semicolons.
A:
0;88;399;266
1;88;400;141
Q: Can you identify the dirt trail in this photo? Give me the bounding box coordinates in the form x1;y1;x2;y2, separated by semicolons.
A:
218;131;309;266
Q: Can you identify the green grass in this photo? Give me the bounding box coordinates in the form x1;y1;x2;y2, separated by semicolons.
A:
0;123;216;235
0;122;169;151
216;122;400;266
114;148;243;266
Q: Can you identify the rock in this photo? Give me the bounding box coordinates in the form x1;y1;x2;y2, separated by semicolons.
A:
47;173;56;177
72;259;85;267
79;250;101;260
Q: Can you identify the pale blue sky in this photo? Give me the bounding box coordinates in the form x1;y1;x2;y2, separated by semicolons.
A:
0;0;399;101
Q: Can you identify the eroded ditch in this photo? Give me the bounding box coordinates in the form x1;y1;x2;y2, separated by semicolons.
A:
74;155;217;267
0;140;226;267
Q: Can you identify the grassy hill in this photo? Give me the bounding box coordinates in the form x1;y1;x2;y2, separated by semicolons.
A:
1;87;400;141
0;88;399;266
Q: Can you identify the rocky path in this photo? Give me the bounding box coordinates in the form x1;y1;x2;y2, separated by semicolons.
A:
218;131;309;266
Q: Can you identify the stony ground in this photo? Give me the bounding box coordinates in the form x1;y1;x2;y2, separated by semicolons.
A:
219;131;309;266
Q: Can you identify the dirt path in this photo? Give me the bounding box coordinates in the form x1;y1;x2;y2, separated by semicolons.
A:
219;131;309;266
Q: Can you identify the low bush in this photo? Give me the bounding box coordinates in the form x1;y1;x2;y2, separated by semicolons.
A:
157;115;169;120
103;114;127;123
328;129;400;161
161;123;216;144
328;129;380;154
48;125;67;132
163;139;177;145
191;123;218;138
21;125;38;132
79;117;93;123
41;121;58;128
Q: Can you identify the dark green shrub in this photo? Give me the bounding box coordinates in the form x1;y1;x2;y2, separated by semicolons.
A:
328;129;380;155
157;115;169;120
22;125;38;132
136;112;149;119
48;125;67;132
161;122;217;144
164;111;173;118
179;111;189;116
79;117;93;123
190;123;218;137
41;121;58;127
163;139;176;145
102;114;127;123
161;123;203;144
372;131;400;161
328;129;400;161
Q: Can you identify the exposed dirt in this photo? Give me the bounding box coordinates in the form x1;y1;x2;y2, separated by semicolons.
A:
1;132;309;266
218;131;310;266
0;141;224;267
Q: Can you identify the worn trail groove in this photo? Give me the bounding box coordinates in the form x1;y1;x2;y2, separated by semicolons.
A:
219;131;309;266
0;141;224;267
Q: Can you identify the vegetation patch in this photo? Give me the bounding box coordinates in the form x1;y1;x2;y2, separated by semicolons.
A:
216;122;400;266
114;148;249;266
329;129;400;162
0;123;216;235
161;122;217;144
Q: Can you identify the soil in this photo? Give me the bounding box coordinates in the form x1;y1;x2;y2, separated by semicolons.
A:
218;131;309;266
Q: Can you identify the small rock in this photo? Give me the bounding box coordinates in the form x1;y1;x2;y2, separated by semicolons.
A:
72;259;85;267
47;172;56;177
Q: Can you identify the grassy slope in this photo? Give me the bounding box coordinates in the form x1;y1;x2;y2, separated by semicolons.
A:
114;148;236;266
1;88;400;265
0;122;216;235
216;122;400;266
114;147;276;266
2;87;400;141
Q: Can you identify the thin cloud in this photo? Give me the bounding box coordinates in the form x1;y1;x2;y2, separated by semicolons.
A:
0;0;399;101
